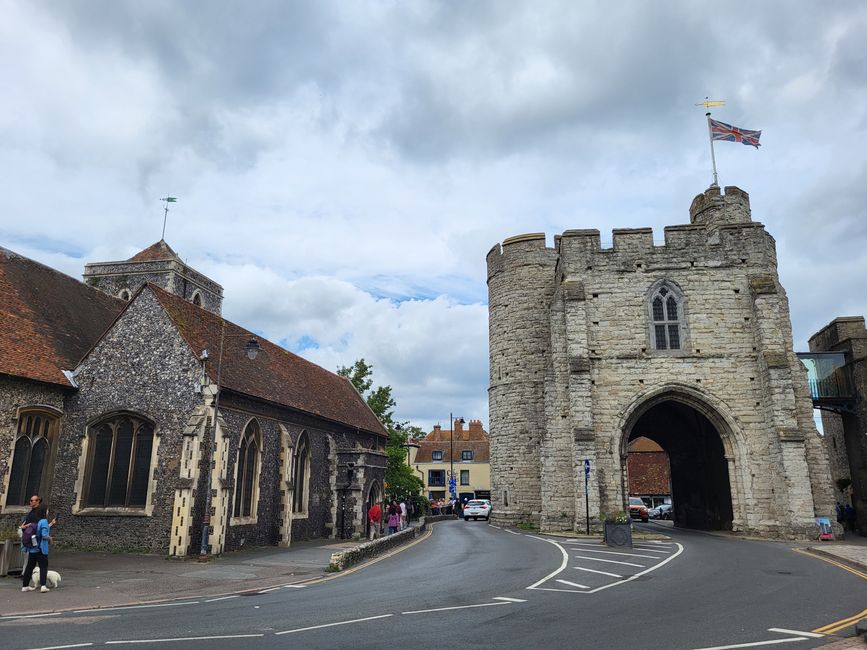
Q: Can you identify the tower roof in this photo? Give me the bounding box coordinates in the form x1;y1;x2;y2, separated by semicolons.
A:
128;240;181;262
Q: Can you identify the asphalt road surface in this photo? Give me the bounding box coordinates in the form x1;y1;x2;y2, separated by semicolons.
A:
2;520;865;649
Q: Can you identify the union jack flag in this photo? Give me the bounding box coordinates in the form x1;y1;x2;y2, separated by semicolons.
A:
709;118;761;148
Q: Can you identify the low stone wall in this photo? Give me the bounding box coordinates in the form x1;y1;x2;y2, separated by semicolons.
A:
329;517;441;570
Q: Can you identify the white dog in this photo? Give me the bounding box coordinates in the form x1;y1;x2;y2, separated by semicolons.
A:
28;567;61;589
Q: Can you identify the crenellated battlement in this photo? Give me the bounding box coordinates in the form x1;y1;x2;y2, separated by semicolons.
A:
488;186;769;278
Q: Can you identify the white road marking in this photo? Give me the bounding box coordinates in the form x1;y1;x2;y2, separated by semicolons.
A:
691;638;807;649
106;634;264;644
493;597;527;602
571;554;644;567
204;595;239;602
556;579;588;589
275;614;393;635
73;601;199;614
572;566;623;578
634;545;671;552
767;629;824;639
403;602;511;614
1;612;62;620
257;587;280;594
525;535;570;590
572;548;662;559
25;644;93;650
504;529;522;535
283;584;307;588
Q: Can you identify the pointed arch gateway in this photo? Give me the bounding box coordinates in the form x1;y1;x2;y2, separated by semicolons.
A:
619;385;746;531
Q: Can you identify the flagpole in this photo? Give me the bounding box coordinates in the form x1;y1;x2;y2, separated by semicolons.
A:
160;196;177;240
706;112;719;188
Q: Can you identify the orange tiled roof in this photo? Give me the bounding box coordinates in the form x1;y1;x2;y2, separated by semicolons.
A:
128;240;180;262
150;284;388;438
0;247;124;387
415;420;489;463
628;436;664;453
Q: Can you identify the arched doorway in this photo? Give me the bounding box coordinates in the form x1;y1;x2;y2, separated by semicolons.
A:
623;392;735;531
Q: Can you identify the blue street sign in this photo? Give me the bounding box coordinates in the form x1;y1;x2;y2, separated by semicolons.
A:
584;459;591;476
449;477;456;491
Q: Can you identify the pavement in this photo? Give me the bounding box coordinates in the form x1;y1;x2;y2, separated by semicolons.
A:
0;536;362;617
2;523;865;619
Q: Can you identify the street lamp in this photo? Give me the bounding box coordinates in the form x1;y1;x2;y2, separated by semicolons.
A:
199;321;262;560
449;413;464;499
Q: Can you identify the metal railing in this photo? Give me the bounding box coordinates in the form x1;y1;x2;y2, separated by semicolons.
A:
797;352;854;401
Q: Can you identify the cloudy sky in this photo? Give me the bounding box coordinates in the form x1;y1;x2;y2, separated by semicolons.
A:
2;1;865;432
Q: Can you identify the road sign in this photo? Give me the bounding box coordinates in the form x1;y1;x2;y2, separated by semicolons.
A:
584;459;591;476
449;477;456;491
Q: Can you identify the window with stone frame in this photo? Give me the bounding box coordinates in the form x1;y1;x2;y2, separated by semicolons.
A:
292;432;310;514
233;419;261;520
432;450;443;462
460;469;470;485
6;410;59;507
461;450;473;462
648;282;685;351
83;413;154;508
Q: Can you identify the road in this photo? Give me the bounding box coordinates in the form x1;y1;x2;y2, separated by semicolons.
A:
2;520;865;649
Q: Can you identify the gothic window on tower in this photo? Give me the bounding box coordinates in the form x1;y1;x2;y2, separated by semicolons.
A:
648;282;685;351
5;410;60;508
82;413;156;510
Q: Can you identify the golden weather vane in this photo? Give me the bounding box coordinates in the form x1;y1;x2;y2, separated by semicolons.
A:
695;98;726;109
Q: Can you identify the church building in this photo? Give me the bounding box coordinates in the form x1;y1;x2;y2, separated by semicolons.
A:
0;241;387;555
487;186;836;538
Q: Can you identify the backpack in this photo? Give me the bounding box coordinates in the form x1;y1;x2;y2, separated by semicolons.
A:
21;523;40;549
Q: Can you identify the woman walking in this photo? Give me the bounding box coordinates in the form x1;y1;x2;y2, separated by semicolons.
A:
387;502;401;535
22;507;53;593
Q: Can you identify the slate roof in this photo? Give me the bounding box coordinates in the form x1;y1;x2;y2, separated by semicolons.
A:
128;240;180;262
150;284;387;438
0;247;124;387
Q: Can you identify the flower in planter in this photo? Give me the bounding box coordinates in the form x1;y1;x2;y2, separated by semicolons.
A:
601;511;630;524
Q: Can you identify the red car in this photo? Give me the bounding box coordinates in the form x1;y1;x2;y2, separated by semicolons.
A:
628;497;649;522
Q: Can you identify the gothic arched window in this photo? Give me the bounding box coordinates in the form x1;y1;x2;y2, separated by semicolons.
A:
191;291;203;307
84;414;154;508
648;282;684;351
6;410;59;507
233;420;261;519
292;433;310;514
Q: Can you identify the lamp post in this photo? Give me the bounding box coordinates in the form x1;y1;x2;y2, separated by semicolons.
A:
449;413;464;500
199;321;262;560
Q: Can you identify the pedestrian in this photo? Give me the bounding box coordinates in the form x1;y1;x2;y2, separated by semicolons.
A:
22;507;53;593
455;499;463;518
835;501;845;528
844;504;857;533
431;499;440;515
387;503;401;535
20;494;44;530
367;501;382;540
399;498;407;530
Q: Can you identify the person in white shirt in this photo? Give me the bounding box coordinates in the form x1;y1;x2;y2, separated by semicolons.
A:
399;499;407;530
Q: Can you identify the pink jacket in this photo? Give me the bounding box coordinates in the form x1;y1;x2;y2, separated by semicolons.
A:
387;512;401;528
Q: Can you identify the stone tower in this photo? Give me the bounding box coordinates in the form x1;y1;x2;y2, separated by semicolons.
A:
487;186;836;538
83;240;223;315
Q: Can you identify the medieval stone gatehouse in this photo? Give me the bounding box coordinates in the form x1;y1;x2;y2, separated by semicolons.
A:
0;242;387;554
486;186;836;538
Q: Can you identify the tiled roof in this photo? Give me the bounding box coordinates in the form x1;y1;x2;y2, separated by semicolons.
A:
415;422;490;463
128;240;180;262
150;284;387;437
628;436;664;452
0;247;124;387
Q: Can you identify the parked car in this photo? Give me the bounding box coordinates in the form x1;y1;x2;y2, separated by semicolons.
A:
654;503;673;520
463;499;492;521
628;497;649;522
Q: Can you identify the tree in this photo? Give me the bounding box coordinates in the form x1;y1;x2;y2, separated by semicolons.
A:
338;359;423;500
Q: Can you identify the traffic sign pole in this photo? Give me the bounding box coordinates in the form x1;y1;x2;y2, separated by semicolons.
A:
584;459;591;535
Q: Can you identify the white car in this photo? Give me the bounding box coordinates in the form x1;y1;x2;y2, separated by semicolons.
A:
463;499;492;521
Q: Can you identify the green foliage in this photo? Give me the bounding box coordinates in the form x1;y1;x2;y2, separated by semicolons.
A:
325;563;341;573
338;359;423;501
516;522;538;531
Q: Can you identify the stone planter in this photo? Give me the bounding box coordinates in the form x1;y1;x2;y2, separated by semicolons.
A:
604;522;633;548
0;539;23;576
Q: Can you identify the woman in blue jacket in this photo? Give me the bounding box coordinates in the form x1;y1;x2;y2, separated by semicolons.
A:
21;508;53;593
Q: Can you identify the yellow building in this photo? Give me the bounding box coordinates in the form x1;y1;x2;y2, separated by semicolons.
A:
409;419;490;502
